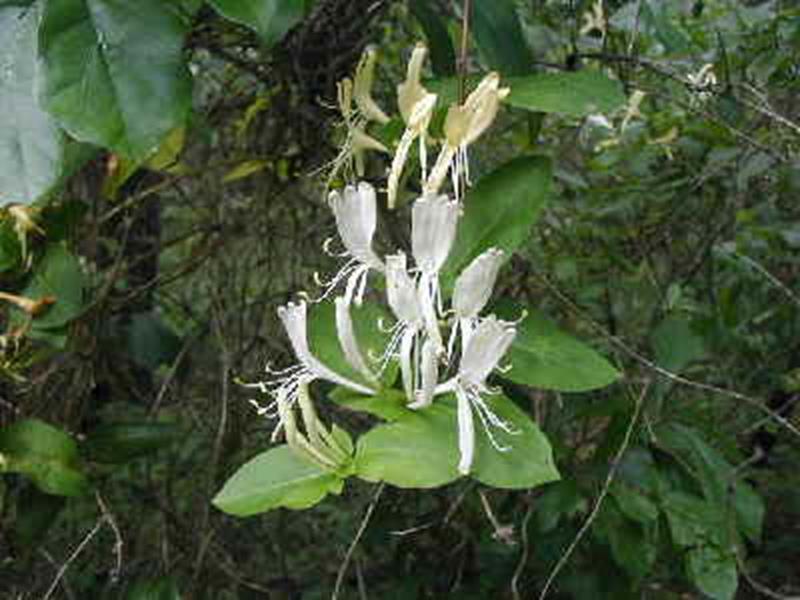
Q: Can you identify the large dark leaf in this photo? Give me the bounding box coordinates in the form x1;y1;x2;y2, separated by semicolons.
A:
39;0;192;162
0;3;66;206
442;156;552;286
471;0;530;75
209;0;304;47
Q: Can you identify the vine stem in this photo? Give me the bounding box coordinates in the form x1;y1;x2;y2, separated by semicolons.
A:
537;380;648;599
458;0;472;105
332;482;386;600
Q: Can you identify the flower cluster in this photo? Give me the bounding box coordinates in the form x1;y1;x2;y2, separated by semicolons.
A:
248;45;517;475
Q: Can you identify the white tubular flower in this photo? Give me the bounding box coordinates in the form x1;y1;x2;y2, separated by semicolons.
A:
383;252;427;403
353;46;390;125
407;338;439;410
450;248;505;355
321;182;384;305
411;194;460;353
412;194;460;274
245;301;376;444
335;296;378;384
437;315;518;474
425;73;510;201
279;301;376;395
388;43;438;209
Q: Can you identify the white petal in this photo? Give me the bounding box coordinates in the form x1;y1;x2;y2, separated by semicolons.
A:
385;253;423;326
453;248;504;318
278;301;376;395
335;296;377;383
328;182;381;269
456;387;476;475
459;315;516;386
411;194;459;273
408;338;438;409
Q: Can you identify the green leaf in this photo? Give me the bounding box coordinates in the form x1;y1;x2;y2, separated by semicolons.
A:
354;393;558;490
127;576;182;600
503;310;620;392
610;482;659;523
409;0;455;77
655;423;731;505
471;0;530;75
506;70;627;117
443;156;552;285
15;243;84;330
687;545;738;600
39;0;192;162
82;422;183;464
732;480;764;544
661;490;725;547
354;400;461;488
0;419;89;496
209;0;304;47
534;479;586;533
13;485;65;552
213;445;344;516
308;300;396;388
650;316;706;373
0;3;66;206
125;312;183;370
471;393;559;489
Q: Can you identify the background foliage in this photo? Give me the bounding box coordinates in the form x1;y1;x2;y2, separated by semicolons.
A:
1;0;799;598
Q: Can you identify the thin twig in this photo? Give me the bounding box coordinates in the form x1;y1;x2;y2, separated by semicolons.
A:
332;482;386;600
95;492;123;584
510;493;536;600
538;381;648;599
536;271;800;440
43;515;108;600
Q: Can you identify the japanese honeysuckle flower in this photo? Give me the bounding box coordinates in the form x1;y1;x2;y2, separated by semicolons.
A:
388;44;438;209
406;338;439;410
329;74;389;182
335;295;378;384
353;46;390;125
384;252;426;401
437;315;518;474
450;248;505;356
278;380;351;470
321;182;384;305
246;301;375;427
425;73;510;200
412;193;460;353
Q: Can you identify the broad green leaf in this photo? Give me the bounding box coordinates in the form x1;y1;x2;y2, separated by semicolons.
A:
655;423;731;505
354;401;461;488
354;393;558;489
471;393;559;489
661;490;725;547
0;3;66;206
534;479;586;533
471;0;530;75
732;480;764;544
0;419;89;496
504;310;621;392
126;312;183;370
687;545;738;600
595;500;656;581
14;243;84;330
506;71;627;117
213;445;344;516
610;482;659;523
82;422;183;464
651;316;706;373
443;156;552;285
409;0;455;76
39;0;192;162
0;222;22;271
209;0;304;47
